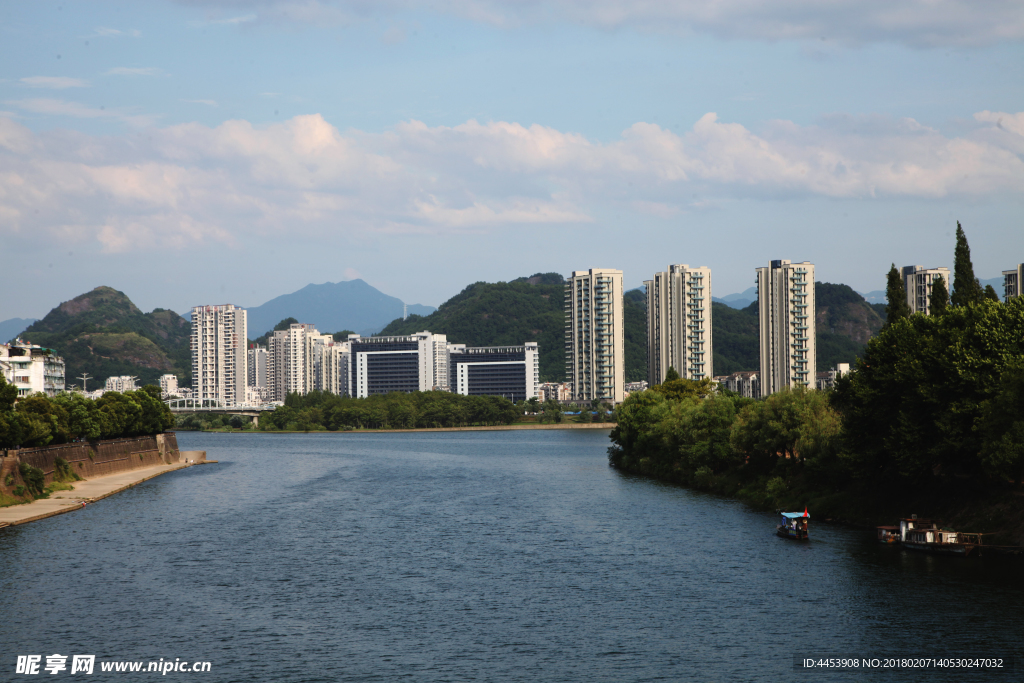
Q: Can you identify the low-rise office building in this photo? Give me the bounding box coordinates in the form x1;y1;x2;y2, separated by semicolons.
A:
448;343;540;402
0;342;65;398
348;331;449;398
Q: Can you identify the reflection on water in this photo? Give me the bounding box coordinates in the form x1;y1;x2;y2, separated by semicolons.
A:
1;430;1020;682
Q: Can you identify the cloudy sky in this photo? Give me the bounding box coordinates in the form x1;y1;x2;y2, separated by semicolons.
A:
2;0;1022;320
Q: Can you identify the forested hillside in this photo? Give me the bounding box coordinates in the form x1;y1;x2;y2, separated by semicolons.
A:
378;274;567;381
18;287;191;387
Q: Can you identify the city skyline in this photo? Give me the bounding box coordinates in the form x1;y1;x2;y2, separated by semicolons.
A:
1;1;1021;320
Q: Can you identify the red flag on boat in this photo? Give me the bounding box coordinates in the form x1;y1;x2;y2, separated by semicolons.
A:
803;507;808;517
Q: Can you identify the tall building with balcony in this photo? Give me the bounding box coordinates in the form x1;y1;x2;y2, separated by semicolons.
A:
190;304;247;406
315;340;350;396
347;331;449;398
0;342;65;398
1003;264;1023;302
247;345;268;388
902;265;951;315
448;342;540;402
757;260;815;395
565;268;625;404
267;323;332;401
645;264;713;385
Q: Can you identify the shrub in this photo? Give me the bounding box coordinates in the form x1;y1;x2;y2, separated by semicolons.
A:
18;462;45;497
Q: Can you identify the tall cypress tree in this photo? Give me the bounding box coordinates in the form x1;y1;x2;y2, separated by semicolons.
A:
885;264;911;325
951;221;981;307
929;275;949;316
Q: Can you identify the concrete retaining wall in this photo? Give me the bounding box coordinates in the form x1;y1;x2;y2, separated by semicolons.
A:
0;433;185;495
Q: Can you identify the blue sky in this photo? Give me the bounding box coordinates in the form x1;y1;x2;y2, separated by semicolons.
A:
2;0;1022;320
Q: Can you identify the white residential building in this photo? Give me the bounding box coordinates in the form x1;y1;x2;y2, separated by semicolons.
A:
347;331;449;398
0;342;65;398
757;260;816;395
244;385;270;406
815;363;851;391
105;375;138;393
190;304;248;406
158;374;179;398
247;345;268;388
716;371;761;399
645;264;713;385
315;341;351;396
538;382;572;402
902;265;951;315
565;269;625;404
267;323;331;401
448;342;540;402
1003;264;1023;302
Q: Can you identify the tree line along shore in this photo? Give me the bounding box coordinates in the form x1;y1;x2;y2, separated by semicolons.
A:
610;226;1024;546
175;391;617;432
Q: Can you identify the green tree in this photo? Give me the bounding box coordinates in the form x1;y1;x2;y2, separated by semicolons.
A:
951;221;982;307
929;275;949;316
979;362;1024;486
664;366;681;382
885;264;911;326
984;284;1000;303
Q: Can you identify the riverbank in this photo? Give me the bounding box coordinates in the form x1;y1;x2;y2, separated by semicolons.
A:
0;452;212;528
177;422;618;435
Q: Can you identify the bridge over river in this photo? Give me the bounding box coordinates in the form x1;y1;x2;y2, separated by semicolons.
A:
164;398;277;427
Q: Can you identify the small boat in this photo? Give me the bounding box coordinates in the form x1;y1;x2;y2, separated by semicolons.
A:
777;510;809;540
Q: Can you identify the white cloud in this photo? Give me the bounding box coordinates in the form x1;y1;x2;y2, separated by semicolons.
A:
0;109;1020;255
20;76;90;89
171;0;1024;47
92;27;142;38
5;98;158;128
105;67;162;76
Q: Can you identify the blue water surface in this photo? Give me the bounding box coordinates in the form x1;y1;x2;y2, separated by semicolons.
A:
1;430;1021;682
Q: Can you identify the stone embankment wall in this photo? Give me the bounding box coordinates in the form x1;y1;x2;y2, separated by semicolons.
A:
0;433;190;495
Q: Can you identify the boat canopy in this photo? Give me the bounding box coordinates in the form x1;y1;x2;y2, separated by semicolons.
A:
781;512;809;519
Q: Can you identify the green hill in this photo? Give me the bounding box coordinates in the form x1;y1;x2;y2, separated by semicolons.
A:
630;282;884;378
377;274;567;381
19;286;191;388
373;277;883;384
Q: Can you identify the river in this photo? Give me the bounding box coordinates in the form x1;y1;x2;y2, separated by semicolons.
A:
1;430;1021;681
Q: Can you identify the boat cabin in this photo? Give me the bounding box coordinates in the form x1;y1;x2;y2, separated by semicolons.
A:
876;526;900;543
898;517;938;542
777;511;809;540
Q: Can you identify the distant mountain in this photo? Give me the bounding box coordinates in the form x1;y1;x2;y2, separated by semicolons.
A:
0;318;38;343
245;280;435;338
378;274;567;382
712;286;757;310
18;287;191;387
858;290;886;305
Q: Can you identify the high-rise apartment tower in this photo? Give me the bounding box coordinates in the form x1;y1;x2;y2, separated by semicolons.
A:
645;264;713;385
190;304;247;405
565;268;625;404
902;265;951;315
1003;264;1023;302
756;260;815;395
